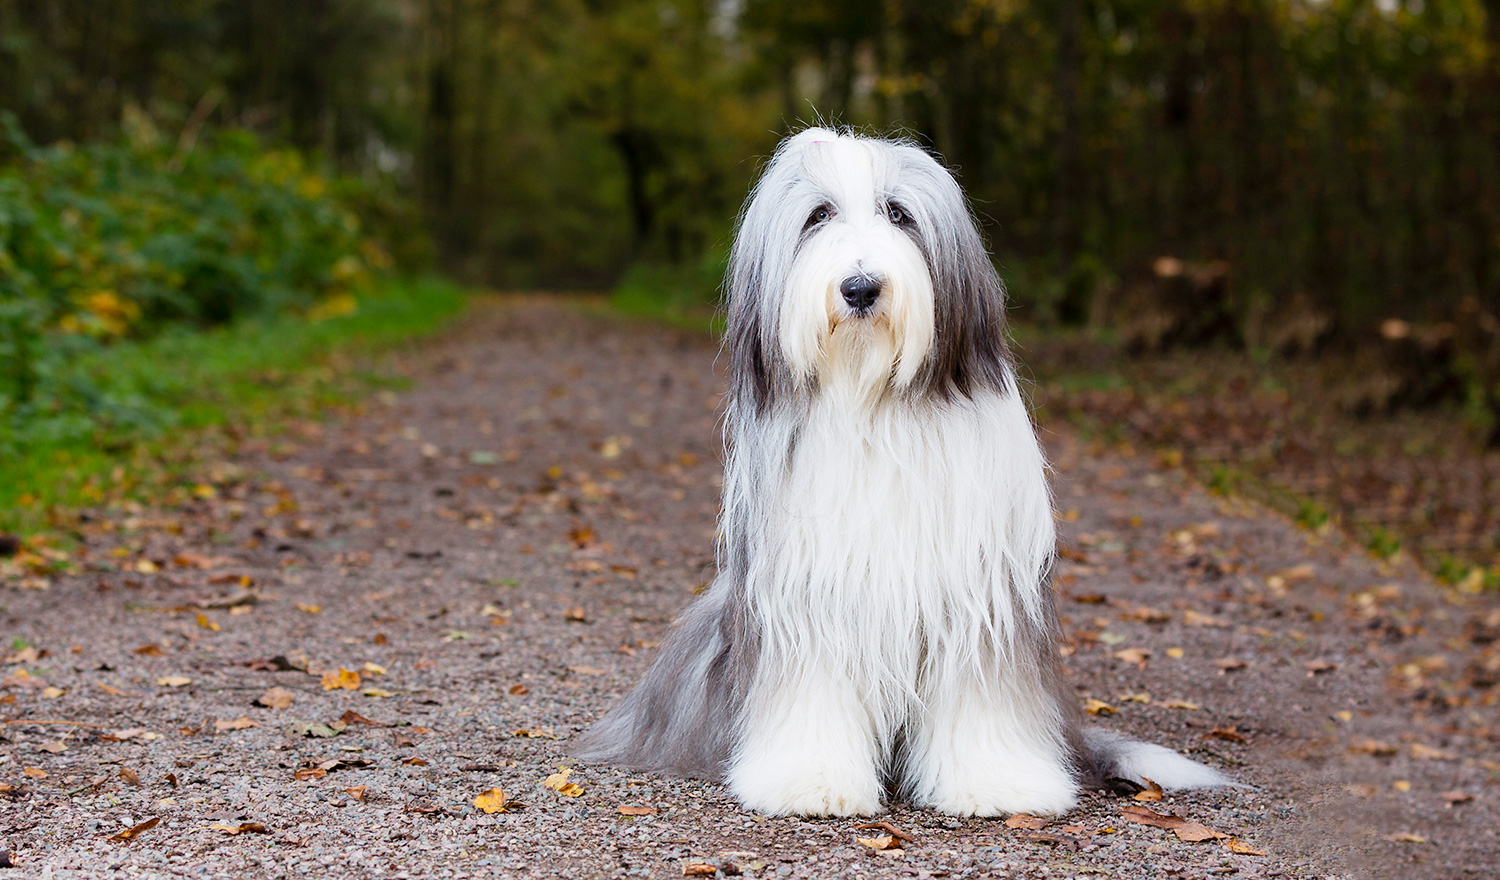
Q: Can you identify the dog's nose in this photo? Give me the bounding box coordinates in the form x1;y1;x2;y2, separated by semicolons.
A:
840;276;882;311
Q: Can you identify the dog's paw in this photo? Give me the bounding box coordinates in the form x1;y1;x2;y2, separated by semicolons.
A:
731;774;882;817
928;780;1078;818
916;752;1079;817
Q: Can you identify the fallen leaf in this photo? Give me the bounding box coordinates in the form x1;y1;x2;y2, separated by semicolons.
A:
473;788;509;813
1206;726;1248;743
1113;647;1152;665
294;767;327;781
567;665;605;676
563;606;588;623
1182;609;1228;627
345;786;367;802
1441;790;1473;805
195;613;220;632
508;683;529;695
296;603;322;614
107;817;159;841
97;683;132;696
1005;814;1049;830
1160;699;1200;710
1224;838;1267;855
856;835;898;850
118;767;140;786
339;710;381;726
133;644;166;656
37;741;66;754
1349;738;1398;757
1393;780;1412;792
22;767;46;778
215;717;257;732
617;804;655;816
211;822;268;835
1214;657;1246;673
1134;778;1164;802
512;728;558;739
1302;659;1336;675
321;668;361;691
1410;743;1456;761
361;662;386;675
1175;822;1229;842
41;686;65;698
156;675;191;687
1121;804;1185;830
852;822;916;844
361;687;396;698
683;864;717;877
401;757;429;766
255;687;295;710
543;766;584;797
1084;698;1116;716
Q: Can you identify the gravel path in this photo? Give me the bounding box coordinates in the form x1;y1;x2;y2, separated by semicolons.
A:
2;297;1495;879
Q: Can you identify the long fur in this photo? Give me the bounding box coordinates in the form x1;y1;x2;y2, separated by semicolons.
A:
575;127;1234;816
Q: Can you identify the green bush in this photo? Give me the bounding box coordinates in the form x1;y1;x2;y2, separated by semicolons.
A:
0;111;411;454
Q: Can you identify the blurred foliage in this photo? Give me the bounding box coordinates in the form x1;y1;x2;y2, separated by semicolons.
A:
2;0;1499;420
0;277;465;536
0;109;411;454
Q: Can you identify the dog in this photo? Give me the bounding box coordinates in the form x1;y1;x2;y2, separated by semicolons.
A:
576;127;1233;817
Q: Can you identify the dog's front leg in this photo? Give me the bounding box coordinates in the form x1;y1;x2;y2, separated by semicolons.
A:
726;663;883;817
907;673;1079;817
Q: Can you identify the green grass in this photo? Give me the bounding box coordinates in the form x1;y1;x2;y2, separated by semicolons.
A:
0;276;466;538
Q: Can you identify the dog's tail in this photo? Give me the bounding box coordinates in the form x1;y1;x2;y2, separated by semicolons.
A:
1081;728;1239;791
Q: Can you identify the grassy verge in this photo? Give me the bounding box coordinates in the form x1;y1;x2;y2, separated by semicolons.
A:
1;276;465;540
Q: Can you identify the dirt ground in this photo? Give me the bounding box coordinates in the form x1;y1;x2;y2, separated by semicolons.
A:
2;297;1495;879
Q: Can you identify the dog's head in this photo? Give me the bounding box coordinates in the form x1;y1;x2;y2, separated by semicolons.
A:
727;128;1012;413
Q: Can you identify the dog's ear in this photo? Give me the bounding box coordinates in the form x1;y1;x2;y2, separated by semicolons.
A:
901;151;1014;400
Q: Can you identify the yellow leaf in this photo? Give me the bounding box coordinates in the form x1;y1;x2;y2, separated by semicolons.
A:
214;717;257;731
195;613;220;632
1223;837;1267;855
322;668;361;691
296;603;322;614
1084;698;1116;715
41;686;65;699
543;766;584;797
362;661;387;675
156;675;191;687
473;788;509;813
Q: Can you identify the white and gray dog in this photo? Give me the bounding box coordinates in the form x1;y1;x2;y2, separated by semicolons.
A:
576;127;1232;817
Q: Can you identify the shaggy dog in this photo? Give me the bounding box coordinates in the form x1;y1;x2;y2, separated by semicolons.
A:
576;128;1232;817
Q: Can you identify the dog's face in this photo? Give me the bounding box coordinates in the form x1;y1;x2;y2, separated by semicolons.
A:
728;128;1012;413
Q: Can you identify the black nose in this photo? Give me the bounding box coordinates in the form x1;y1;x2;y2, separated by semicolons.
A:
840;276;882;311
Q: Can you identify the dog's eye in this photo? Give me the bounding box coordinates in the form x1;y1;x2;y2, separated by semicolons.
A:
806;205;832;228
887;204;911;226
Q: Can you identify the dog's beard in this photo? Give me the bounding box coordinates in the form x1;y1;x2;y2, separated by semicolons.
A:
779;232;935;406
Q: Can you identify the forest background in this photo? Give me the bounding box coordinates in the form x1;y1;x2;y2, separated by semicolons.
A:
3;0;1500;581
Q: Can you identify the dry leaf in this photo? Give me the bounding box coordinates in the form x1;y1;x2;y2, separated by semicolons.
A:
362;661;386;675
1441;790;1473;805
473;788;509;814
1175;822;1229;842
1160;699;1201;710
296;603;322;614
107;817;159;842
38;741;66;754
295;767;327;781
563;606;588;623
98;683;131;696
1134;778;1164;802
856;835;897;850
683;864;717;877
543;766;584;797
617;805;655;816
1113;647;1152;665
1409;743;1456;761
22;767;46;778
508;683;528;695
1349;738;1398;757
156;675;191;687
215;717;257;732
119;767;140;786
1121;804;1185;830
1182;609;1228;627
1303;659;1336;675
195;613;220;632
1214;657;1246;673
852;822;916;844
321;668;361;691
133;644;167;656
211;822;268;835
567;665;605;676
1207;726;1248;743
1005;814;1049;830
1224;837;1267;855
255;687;295;710
1084;698;1116;715
41;686;65;698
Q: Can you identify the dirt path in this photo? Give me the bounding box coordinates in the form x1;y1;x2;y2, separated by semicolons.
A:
2;297;1495;879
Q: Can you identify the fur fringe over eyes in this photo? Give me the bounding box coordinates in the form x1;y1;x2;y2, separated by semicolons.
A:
574;127;1235;817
